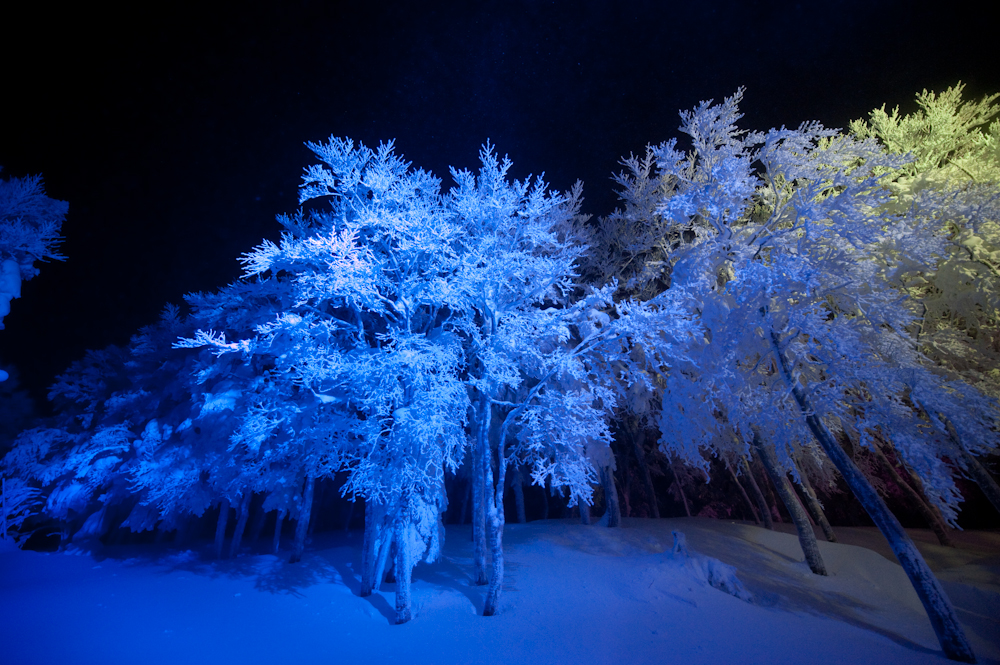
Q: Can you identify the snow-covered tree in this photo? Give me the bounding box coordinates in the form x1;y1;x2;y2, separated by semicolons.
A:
612;89;988;662
444;146;598;592
442;143;698;615
851;83;1000;517
182;137;696;621
185;139;470;623
178;275;364;561
849;83;1000;192
0;169;66;538
0;171;66;341
2;300;264;546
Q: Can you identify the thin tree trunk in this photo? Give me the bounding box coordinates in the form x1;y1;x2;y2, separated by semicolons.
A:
511;466;527;524
541;481;549;520
361;501;379;596
791;480;817;527
289;476;314;564
228;491;252;558
670;457;691;517
361;500;395;596
376;531;395;587
580;500;591;525
213;498;230;559
629;421;660;518
599;464;621;527
248;495;268;543
945;418;1000;517
483;425;506;616
870;442;952;547
754;433;828;576
459;478;470;526
755;455;785;523
343;500;355;533
792;462;837;543
742;457;774;530
272;509;285;554
617;440;633;518
903;462;955;537
393;507;414;624
308;480;326;536
473;394;489;585
382;541;397;583
771;333;975;663
726;458;760;524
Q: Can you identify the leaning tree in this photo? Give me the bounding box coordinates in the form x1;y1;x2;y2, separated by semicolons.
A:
612;89;995;662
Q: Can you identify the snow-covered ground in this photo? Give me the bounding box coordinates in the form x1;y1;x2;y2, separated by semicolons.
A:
2;518;998;665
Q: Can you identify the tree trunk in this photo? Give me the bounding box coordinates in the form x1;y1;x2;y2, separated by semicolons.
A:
376;533;394;587
228;491;252;558
961;450;1000;516
213;498;230;559
754;433;828;576
741;457;774;530
944;416;1000;518
272;509;285;554
342;500;355;534
289;476;315;564
726;458;760;524
790;479;817;527
483;428;506;616
381;538;396;584
771;333;975;663
361;500;395;596
870;442;952;547
903;462;956;538
670;457;691;517
361;501;379;596
541;481;549;520
629;420;660;518
599;464;621;527
459;478;470;526
616;440;633;518
248;495;268;543
792;462;837;543
361;501;375;595
755;455;785;523
393;509;414;624
511;466;527;524
308;480;326;537
473;394;489;585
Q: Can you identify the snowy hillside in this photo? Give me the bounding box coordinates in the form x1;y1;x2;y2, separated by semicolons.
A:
2;518;997;665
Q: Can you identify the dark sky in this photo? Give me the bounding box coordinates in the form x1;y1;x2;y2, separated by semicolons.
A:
1;0;997;409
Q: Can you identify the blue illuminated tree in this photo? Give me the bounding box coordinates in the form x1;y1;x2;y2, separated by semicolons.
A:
3;298;269;549
185;138;696;621
442;144;697;615
0;170;67;376
186;139;469;623
608;89;989;662
0;171;67;541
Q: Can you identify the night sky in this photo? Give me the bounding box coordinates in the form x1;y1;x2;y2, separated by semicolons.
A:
1;1;997;410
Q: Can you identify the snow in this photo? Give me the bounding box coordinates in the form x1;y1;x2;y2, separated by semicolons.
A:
1;518;998;665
